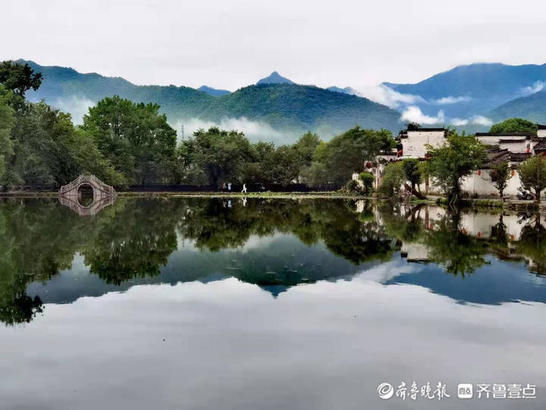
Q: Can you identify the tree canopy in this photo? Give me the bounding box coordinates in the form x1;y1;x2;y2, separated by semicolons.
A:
489;118;537;134
82;96;177;185
427;133;486;203
519;155;546;203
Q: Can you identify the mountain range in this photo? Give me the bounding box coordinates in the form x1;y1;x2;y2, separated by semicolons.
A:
21;61;401;142
16;59;546;142
383;63;546;125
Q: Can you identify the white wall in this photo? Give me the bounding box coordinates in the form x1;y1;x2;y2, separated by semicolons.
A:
402;131;446;159
477;136;531;154
461;169;522;198
499;140;529;153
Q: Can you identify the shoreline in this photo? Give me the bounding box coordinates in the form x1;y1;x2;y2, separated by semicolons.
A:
0;190;544;209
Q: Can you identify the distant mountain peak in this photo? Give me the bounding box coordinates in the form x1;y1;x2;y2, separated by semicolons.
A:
198;85;231;96
327;86;359;96
257;71;294;85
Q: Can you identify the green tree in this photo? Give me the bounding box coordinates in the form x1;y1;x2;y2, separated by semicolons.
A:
427;133;486;204
378;162;405;198
82;96;177;185
418;160;431;195
359;171;374;194
518;155;546;204
183;127;252;187
5;102;122;187
0;88;15;183
490;161;511;200
402;158;422;192
263;145;302;185
489;118;537;134
294;132;320;167
314;127;393;186
0;61;42;110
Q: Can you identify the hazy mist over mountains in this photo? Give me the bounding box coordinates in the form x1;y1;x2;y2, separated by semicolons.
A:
20;59;546;143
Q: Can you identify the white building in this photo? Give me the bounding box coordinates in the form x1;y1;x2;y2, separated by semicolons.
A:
399;127;447;158
538;124;546;139
475;132;535;154
373;124;546;199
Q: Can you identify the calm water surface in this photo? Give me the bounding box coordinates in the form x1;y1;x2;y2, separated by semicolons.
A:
1;197;545;410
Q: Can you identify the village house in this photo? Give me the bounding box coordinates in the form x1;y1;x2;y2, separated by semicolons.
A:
398;125;447;158
372;123;546;199
538;124;546;139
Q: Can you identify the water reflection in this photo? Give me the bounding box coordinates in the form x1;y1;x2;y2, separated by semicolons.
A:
0;198;545;325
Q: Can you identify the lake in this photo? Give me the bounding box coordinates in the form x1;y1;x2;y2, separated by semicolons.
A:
1;197;545;410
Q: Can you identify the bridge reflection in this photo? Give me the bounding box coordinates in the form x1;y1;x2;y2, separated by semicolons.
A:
58;175;117;216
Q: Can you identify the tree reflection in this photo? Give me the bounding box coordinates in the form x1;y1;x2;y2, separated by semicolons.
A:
82;199;180;285
0;197;399;324
517;214;546;274
2;197;545;325
424;214;489;277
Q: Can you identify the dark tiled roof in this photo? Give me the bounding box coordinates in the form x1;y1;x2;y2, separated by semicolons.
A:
534;140;546;152
400;127;446;138
498;139;529;143
482;148;510;168
409;127;446;131
509;152;532;162
475;132;534;137
537;124;546;130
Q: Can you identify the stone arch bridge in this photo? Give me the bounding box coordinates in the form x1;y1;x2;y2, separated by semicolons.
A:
58;175;116;216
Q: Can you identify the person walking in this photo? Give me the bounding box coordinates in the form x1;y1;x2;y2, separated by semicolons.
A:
241;183;247;194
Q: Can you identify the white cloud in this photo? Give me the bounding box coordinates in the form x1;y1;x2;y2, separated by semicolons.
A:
520;81;545;96
450;118;469;126
51;96;95;125
430;96;472;105
400;106;445;125
358;85;426;109
450;115;493;127
471;115;493;126
173;117;287;143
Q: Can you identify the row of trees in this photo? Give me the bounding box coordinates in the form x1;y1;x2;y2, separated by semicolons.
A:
0;61;394;189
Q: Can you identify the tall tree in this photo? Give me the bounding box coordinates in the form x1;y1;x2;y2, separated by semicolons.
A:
490;161;511;201
183;127;252;187
294;132;320;167
82;96;177;185
314;127;393;186
519;155;546;204
402;158;422;192
427;133;486;204
5;102;123;186
0;88;15;183
0;61;42;110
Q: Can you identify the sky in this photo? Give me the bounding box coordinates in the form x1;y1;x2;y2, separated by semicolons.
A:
3;0;546;91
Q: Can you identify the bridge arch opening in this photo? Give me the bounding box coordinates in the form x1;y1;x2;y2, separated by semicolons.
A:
78;184;94;207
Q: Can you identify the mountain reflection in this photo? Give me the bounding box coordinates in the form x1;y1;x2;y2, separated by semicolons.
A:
0;197;546;324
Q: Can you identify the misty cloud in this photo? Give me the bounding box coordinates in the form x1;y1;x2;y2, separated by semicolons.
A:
470;115;493;126
520;81;545;96
401;106;493;128
430;96;472;105
52;96;95;124
400;106;445;125
173;117;288;143
360;85;426;109
450;115;493;127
